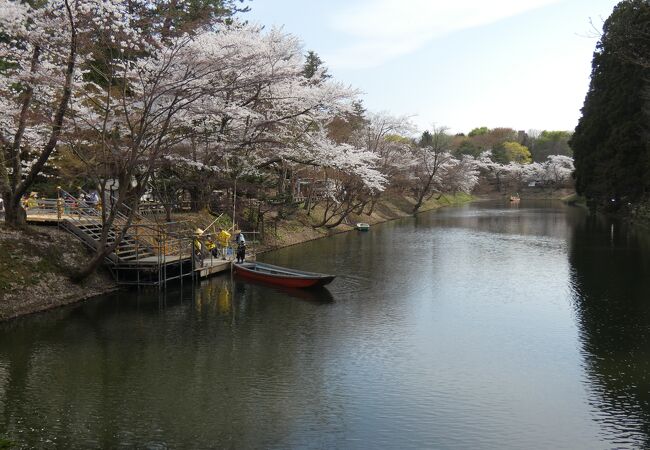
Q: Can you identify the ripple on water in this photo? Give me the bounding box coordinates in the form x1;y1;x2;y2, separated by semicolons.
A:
1;201;649;449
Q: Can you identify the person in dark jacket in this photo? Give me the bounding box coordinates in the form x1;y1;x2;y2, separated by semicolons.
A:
236;239;246;264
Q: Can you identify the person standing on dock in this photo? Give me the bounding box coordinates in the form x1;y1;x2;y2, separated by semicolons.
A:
206;234;217;258
87;191;99;208
193;228;205;267
217;228;231;260
236;239;246;264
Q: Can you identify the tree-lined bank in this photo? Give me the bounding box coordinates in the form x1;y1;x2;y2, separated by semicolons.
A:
0;0;577;286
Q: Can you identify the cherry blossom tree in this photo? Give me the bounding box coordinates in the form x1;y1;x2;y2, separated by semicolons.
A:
436;155;480;195
149;26;360;210
477;150;511;192
411;126;454;213
0;0;82;227
523;155;574;188
544;154;575;186
347;112;415;213
476;151;574;192
302;133;386;228
61;21;377;277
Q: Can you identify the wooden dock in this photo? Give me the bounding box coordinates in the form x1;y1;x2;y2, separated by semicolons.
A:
195;258;232;277
26;212;95;224
25;205;235;286
121;254;233;277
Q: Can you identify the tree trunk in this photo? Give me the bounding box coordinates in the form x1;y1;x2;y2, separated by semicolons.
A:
304;185;315;214
413;190;426;214
189;185;203;211
5;1;77;228
312;199;335;228
3;196;26;228
325;199;361;228
367;196;378;215
413;171;438;215
71;244;109;282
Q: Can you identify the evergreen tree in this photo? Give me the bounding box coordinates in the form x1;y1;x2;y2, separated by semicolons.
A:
570;0;650;210
303;50;330;82
327;101;367;144
419;130;433;147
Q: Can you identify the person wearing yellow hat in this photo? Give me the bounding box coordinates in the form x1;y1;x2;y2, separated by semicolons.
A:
205;232;217;257
26;192;38;209
193;228;205;267
217;228;231;259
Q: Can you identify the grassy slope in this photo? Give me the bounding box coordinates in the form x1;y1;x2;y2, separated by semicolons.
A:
0;224;116;321
257;192;473;251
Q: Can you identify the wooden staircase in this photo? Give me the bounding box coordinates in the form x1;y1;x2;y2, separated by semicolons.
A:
25;188;233;286
56;189;196;286
60;219;157;265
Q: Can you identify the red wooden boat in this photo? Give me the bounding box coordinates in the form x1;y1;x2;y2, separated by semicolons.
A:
233;262;335;288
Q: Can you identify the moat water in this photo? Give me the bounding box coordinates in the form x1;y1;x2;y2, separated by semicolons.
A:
1;200;649;448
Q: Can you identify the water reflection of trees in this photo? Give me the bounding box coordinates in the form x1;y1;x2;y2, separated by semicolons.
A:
0;276;338;448
569;215;650;448
417;200;586;240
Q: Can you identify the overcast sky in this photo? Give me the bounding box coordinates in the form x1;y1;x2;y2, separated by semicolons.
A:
246;0;620;134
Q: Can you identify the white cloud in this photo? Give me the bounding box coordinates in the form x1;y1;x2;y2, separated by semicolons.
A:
326;0;561;69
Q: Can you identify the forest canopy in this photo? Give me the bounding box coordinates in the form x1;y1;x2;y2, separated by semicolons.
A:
571;0;650;210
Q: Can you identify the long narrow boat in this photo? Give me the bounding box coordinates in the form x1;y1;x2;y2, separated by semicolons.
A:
233;262;335;288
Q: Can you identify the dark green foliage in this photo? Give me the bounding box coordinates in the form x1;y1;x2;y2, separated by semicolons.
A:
133;0;250;36
303;50;330;81
83;0;250;86
490;143;508;164
327;101;367;144
529;130;573;162
571;0;650;210
468;126;489;137
419;130;433;147
454;139;480;157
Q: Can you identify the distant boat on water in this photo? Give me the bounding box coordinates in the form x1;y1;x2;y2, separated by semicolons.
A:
355;222;370;231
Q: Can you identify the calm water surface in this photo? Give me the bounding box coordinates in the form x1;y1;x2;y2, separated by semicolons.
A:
1;200;649;448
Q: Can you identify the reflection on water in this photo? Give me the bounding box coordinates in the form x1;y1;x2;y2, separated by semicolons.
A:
0;200;649;448
569;214;650;448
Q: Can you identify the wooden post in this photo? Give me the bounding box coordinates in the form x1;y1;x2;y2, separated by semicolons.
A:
56;187;63;220
232;177;237;231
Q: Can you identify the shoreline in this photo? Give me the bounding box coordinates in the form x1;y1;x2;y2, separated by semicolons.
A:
2;190;575;322
252;192;474;254
0;224;120;322
1;193;471;322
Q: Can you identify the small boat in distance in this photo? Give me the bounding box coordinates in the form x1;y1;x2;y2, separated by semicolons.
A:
355;222;370;231
509;195;520;202
233;262;335;288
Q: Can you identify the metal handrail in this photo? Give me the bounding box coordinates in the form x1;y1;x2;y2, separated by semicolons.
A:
29;188;237;286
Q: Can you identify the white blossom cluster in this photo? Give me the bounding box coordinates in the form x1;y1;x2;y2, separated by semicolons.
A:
477;151;574;187
2;0;541;209
60;18;375;190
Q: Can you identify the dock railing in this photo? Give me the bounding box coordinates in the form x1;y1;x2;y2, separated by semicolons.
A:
25;190;257;286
